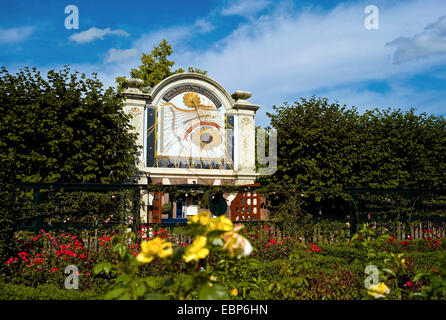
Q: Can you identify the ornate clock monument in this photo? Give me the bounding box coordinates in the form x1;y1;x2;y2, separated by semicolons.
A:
122;73;261;222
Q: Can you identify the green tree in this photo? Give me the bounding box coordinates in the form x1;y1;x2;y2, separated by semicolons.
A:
0;66;138;183
116;39;207;91
356;108;446;188
0;151;16;270
258;96;446;217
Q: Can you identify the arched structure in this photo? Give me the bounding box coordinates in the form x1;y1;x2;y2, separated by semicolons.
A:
122;73;261;222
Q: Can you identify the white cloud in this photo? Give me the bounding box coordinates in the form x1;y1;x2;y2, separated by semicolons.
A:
69;27;130;44
194;19;215;33
221;0;271;18
386;15;446;63
105;48;139;64
71;0;446;126
170;0;446;125
101;17;215;74
0;26;35;44
132;18;215;51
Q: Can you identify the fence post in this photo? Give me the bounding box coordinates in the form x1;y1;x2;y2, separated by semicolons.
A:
349;192;358;236
94;217;98;252
33;188;43;234
132;188;141;231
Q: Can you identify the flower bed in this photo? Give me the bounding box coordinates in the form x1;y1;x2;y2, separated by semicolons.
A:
2;219;445;300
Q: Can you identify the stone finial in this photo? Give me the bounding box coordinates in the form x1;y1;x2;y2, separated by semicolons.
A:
231;90;259;111
123;77;144;89
231;91;252;102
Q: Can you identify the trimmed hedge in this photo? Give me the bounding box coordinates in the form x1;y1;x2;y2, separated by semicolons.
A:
0;282;98;300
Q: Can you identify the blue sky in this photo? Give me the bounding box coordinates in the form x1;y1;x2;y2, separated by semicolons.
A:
1;0;445;126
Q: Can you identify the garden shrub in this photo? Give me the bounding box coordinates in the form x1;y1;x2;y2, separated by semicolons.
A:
0;282;98;300
320;243;368;264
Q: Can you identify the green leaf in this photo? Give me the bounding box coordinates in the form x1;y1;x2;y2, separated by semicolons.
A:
113;243;127;259
104;288;126;300
382;268;396;277
93;262;113;275
116;274;131;285
146;278;160;290
134;284;146;297
144;292;168;300
199;284;230;300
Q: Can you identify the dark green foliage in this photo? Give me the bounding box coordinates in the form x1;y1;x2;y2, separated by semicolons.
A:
319;243;368;264
0;154;16;272
262;96;446;190
0;66;138;184
0;282;98;300
260;97;446;218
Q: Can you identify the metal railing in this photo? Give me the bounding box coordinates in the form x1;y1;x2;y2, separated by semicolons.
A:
13;183;446;242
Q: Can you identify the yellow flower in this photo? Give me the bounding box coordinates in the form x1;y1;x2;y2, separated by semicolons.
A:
208;215;233;232
136;237;173;263
367;282;390;299
188;211;211;226
401;259;405;264
230;288;238;297
183;236;209;263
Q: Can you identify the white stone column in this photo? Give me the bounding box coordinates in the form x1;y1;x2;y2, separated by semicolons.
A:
231;91;259;185
122;79;151;222
122;78;151;173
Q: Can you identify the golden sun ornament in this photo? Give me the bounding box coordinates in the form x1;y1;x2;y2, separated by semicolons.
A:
183;92;201;108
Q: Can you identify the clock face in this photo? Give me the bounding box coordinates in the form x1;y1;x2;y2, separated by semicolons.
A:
147;84;234;169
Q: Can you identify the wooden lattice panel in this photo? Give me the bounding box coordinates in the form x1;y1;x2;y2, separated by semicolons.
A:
230;192;261;222
152;192;162;223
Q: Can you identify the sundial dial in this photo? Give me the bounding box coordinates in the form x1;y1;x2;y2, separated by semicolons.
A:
154;84;230;169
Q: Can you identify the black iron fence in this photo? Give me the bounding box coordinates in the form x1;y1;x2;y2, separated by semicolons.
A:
13;183;446;243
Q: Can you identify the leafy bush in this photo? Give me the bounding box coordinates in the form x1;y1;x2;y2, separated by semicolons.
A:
0;282;98;300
